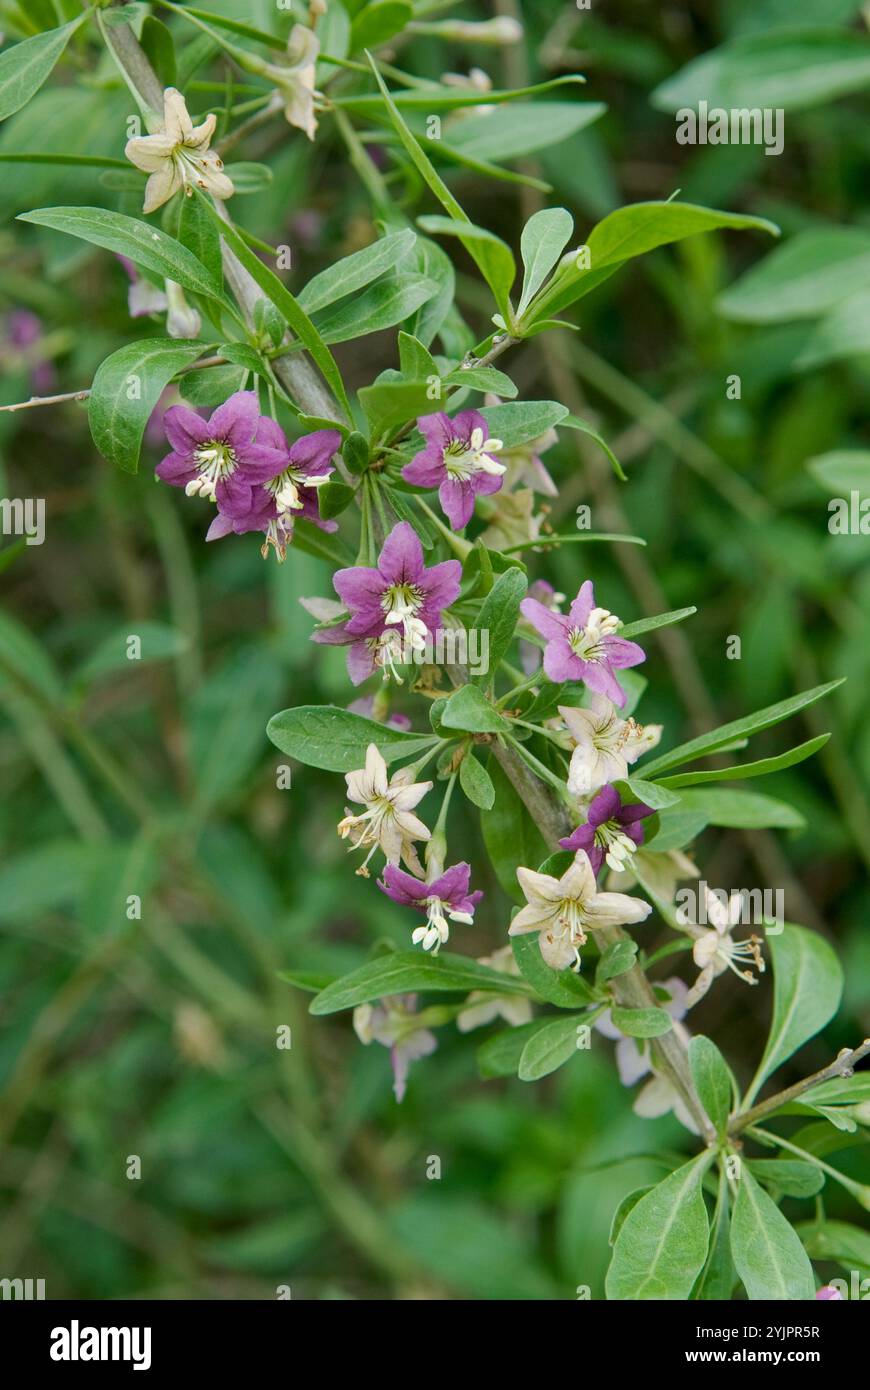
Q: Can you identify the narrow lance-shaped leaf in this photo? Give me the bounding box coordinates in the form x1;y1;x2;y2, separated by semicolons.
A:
518;207;574;317
606;1153;714;1299
470;567;527;688
689;1036;733;1133
297;230;417;313
0;15;90;123
730;1167;815;1301
745;924;843;1105
310;950;531;1016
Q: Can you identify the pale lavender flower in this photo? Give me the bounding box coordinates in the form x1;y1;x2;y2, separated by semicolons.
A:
401;410;505;529
520;579;645;705
353;993;437;1102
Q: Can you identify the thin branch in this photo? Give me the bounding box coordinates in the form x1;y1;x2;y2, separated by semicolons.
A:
0;357;231;415
730;1039;870;1136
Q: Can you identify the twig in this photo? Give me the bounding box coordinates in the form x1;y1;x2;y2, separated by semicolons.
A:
730;1039;870;1136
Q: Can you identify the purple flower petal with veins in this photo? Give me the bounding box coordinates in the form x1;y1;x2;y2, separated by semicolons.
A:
402;409;506;529
156;390;287;513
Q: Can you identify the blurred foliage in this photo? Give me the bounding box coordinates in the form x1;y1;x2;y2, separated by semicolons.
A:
0;0;868;1298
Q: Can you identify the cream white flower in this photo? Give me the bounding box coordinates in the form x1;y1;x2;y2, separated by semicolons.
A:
264;24;321;140
338;743;431;876
560;693;662;796
457;945;533;1032
125;88;234;215
509;850;651;971
607;847;699;903
682;887;766;1006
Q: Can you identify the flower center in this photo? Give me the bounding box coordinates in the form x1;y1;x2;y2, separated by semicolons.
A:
269;467;329;514
175;146;224;194
381;583;428;650
594;819;638;871
186;440;235;499
556;897;587;946
444;427;506;482
568;606;621;663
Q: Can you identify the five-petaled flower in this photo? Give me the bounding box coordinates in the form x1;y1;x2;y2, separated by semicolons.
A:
559;694;662;795
402;410;506;529
353;994;437;1103
313;521;462;684
520;580;645;705
509;849;651;971
679;887;766;1007
156;391;286;511
125;87;234;214
338;743;432;876
560;784;653;874
378;861;482;953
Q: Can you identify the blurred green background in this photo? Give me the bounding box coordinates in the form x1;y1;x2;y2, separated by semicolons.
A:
0;0;868;1298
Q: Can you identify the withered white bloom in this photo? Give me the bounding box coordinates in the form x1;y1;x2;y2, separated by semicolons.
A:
457;945;533;1032
681;887;765;1006
264;24;321;140
509;849;651;971
338;743;431;876
607;847;699;903
165;280;201;339
560;693;662;796
125;87;234;214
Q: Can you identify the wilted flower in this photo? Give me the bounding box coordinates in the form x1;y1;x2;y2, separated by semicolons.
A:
509;849;651;971
164;279;201;339
680;887;766;1007
402;410;506;529
338;743;431;875
116;255;168;319
815;1286;844;1300
607;847;699;904
559;694;662;795
156;391;286;510
378;861;482;953
125;87;234;214
595;977;698;1132
520;580;645;704
313;522;461;685
560;784;653;874
260;24;321;140
353;994;437;1102
457;945;533;1032
479;488;545;551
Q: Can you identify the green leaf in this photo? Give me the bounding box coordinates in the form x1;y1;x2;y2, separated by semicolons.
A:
596;940;638;983
622;776;681;811
689;1036;733;1133
655;734;831;789
643;806;709;853
518;207;574;317
528;201;779;323
518;1013;587;1081
442;365;517;398
610;1006;673;1038
0;16;89;123
88;338;207;475
477;1021;544;1079
717;228;870;324
609;1187;655;1247
224;162;272;195
730;1168;815;1301
18;206;223;300
297;231;417;313
312;273;438;344
176;191;223;289
458;751;495;810
747;1161;825;1199
481;758;548;902
640;680;844;778
440;684;511;734
196;193;351;421
359;379;432;438
445;101;605;163
470;567;527;687
417;215;515;322
561;413;626;480
350;1;411;52
511;931;597;1008
278;969;337;995
310;949;530;1015
807;450;870;495
479;400;569;448
652;27;870;114
606;1154;713;1299
398;330;437;380
749;924;843;1098
619;606;697;639
796;1221;870;1277
179;362;247;407
266;704;435;772
677;787;805;830
140;15;177;88
334;76;588;115
796;289;870;369
694;1181;734;1300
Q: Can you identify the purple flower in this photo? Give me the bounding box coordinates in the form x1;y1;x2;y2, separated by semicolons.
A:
206;417;341;559
401;409;506;529
815;1286;844;1301
519;579;645;706
5;310;56;394
156;391;286;512
353;994;438;1102
559;784;653;874
378;861;483;952
313;522;461;685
